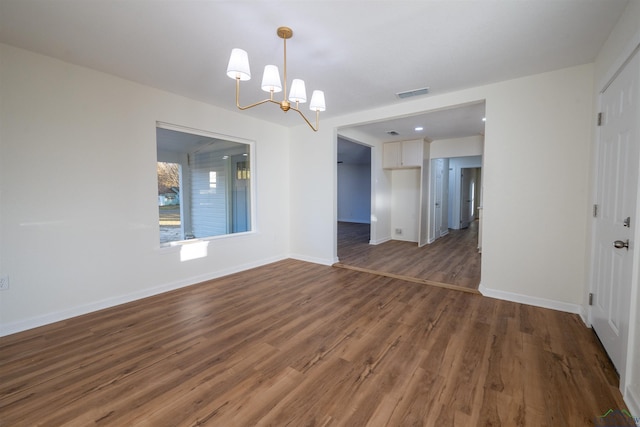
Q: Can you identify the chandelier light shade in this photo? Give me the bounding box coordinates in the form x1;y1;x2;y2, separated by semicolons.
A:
310;90;326;112
226;49;251;81
288;79;307;103
226;26;326;131
261;65;282;93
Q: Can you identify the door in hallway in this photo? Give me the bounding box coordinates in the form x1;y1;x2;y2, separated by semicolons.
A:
592;48;640;375
460;168;473;229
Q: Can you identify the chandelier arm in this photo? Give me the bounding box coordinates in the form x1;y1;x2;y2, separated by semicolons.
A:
235;78;278;110
236;98;275;111
290;106;320;132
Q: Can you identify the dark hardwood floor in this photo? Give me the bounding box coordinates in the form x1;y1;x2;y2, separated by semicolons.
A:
337;221;481;291
0;259;632;426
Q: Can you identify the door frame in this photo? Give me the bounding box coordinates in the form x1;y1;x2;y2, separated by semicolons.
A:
336;137;374;245
427;158;449;244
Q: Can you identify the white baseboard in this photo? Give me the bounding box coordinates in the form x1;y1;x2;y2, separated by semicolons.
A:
478;283;582;315
288;253;335;266
0;255;287;337
370;237;391;245
624;386;640;426
579;304;590;327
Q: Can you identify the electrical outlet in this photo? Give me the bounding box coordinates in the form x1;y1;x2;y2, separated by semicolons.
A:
395;228;403;235
0;275;9;291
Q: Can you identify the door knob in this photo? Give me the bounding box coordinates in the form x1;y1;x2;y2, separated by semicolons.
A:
613;239;629;250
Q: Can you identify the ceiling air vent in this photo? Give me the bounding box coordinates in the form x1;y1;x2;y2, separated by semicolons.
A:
396;87;430;99
387;130;400;136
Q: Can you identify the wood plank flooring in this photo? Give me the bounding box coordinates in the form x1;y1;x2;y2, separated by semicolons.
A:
0;259;632;426
337;221;481;290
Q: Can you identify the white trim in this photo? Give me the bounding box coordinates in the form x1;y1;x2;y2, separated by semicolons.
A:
0;255;286;337
478;283;582;315
579;304;590;327
288;253;335;266
598;29;640;93
624;386;640;426
369;237;391;245
156;121;254;145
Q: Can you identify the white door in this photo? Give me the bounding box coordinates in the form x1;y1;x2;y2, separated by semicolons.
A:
592;48;640;374
460;168;473;229
433;159;444;239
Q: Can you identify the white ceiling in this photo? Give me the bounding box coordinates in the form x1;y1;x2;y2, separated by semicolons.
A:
0;0;628;141
346;101;486;144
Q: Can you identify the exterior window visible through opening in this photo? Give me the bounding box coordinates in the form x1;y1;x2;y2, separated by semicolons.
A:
209;171;217;189
156;124;253;245
157;161;182;244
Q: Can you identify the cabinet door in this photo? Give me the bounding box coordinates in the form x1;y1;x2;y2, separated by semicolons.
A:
383;142;402;168
401;140;422;167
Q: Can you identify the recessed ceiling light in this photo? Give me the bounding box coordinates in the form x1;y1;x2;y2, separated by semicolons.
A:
482;117;486;122
414;126;424;132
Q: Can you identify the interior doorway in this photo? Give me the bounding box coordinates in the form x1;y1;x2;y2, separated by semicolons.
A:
337;137;372;240
429;159;482;239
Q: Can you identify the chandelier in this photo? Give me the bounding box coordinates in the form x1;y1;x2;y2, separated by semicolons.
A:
226;26;326;132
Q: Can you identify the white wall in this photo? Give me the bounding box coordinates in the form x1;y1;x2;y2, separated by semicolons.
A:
290;62;594;311
430;135;484;159
0;44;291;335
337;163;371;223
591;0;640;415
371;145;393;245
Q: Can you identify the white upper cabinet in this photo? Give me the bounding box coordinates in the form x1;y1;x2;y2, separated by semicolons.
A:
382;142;402;169
383;140;422;169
